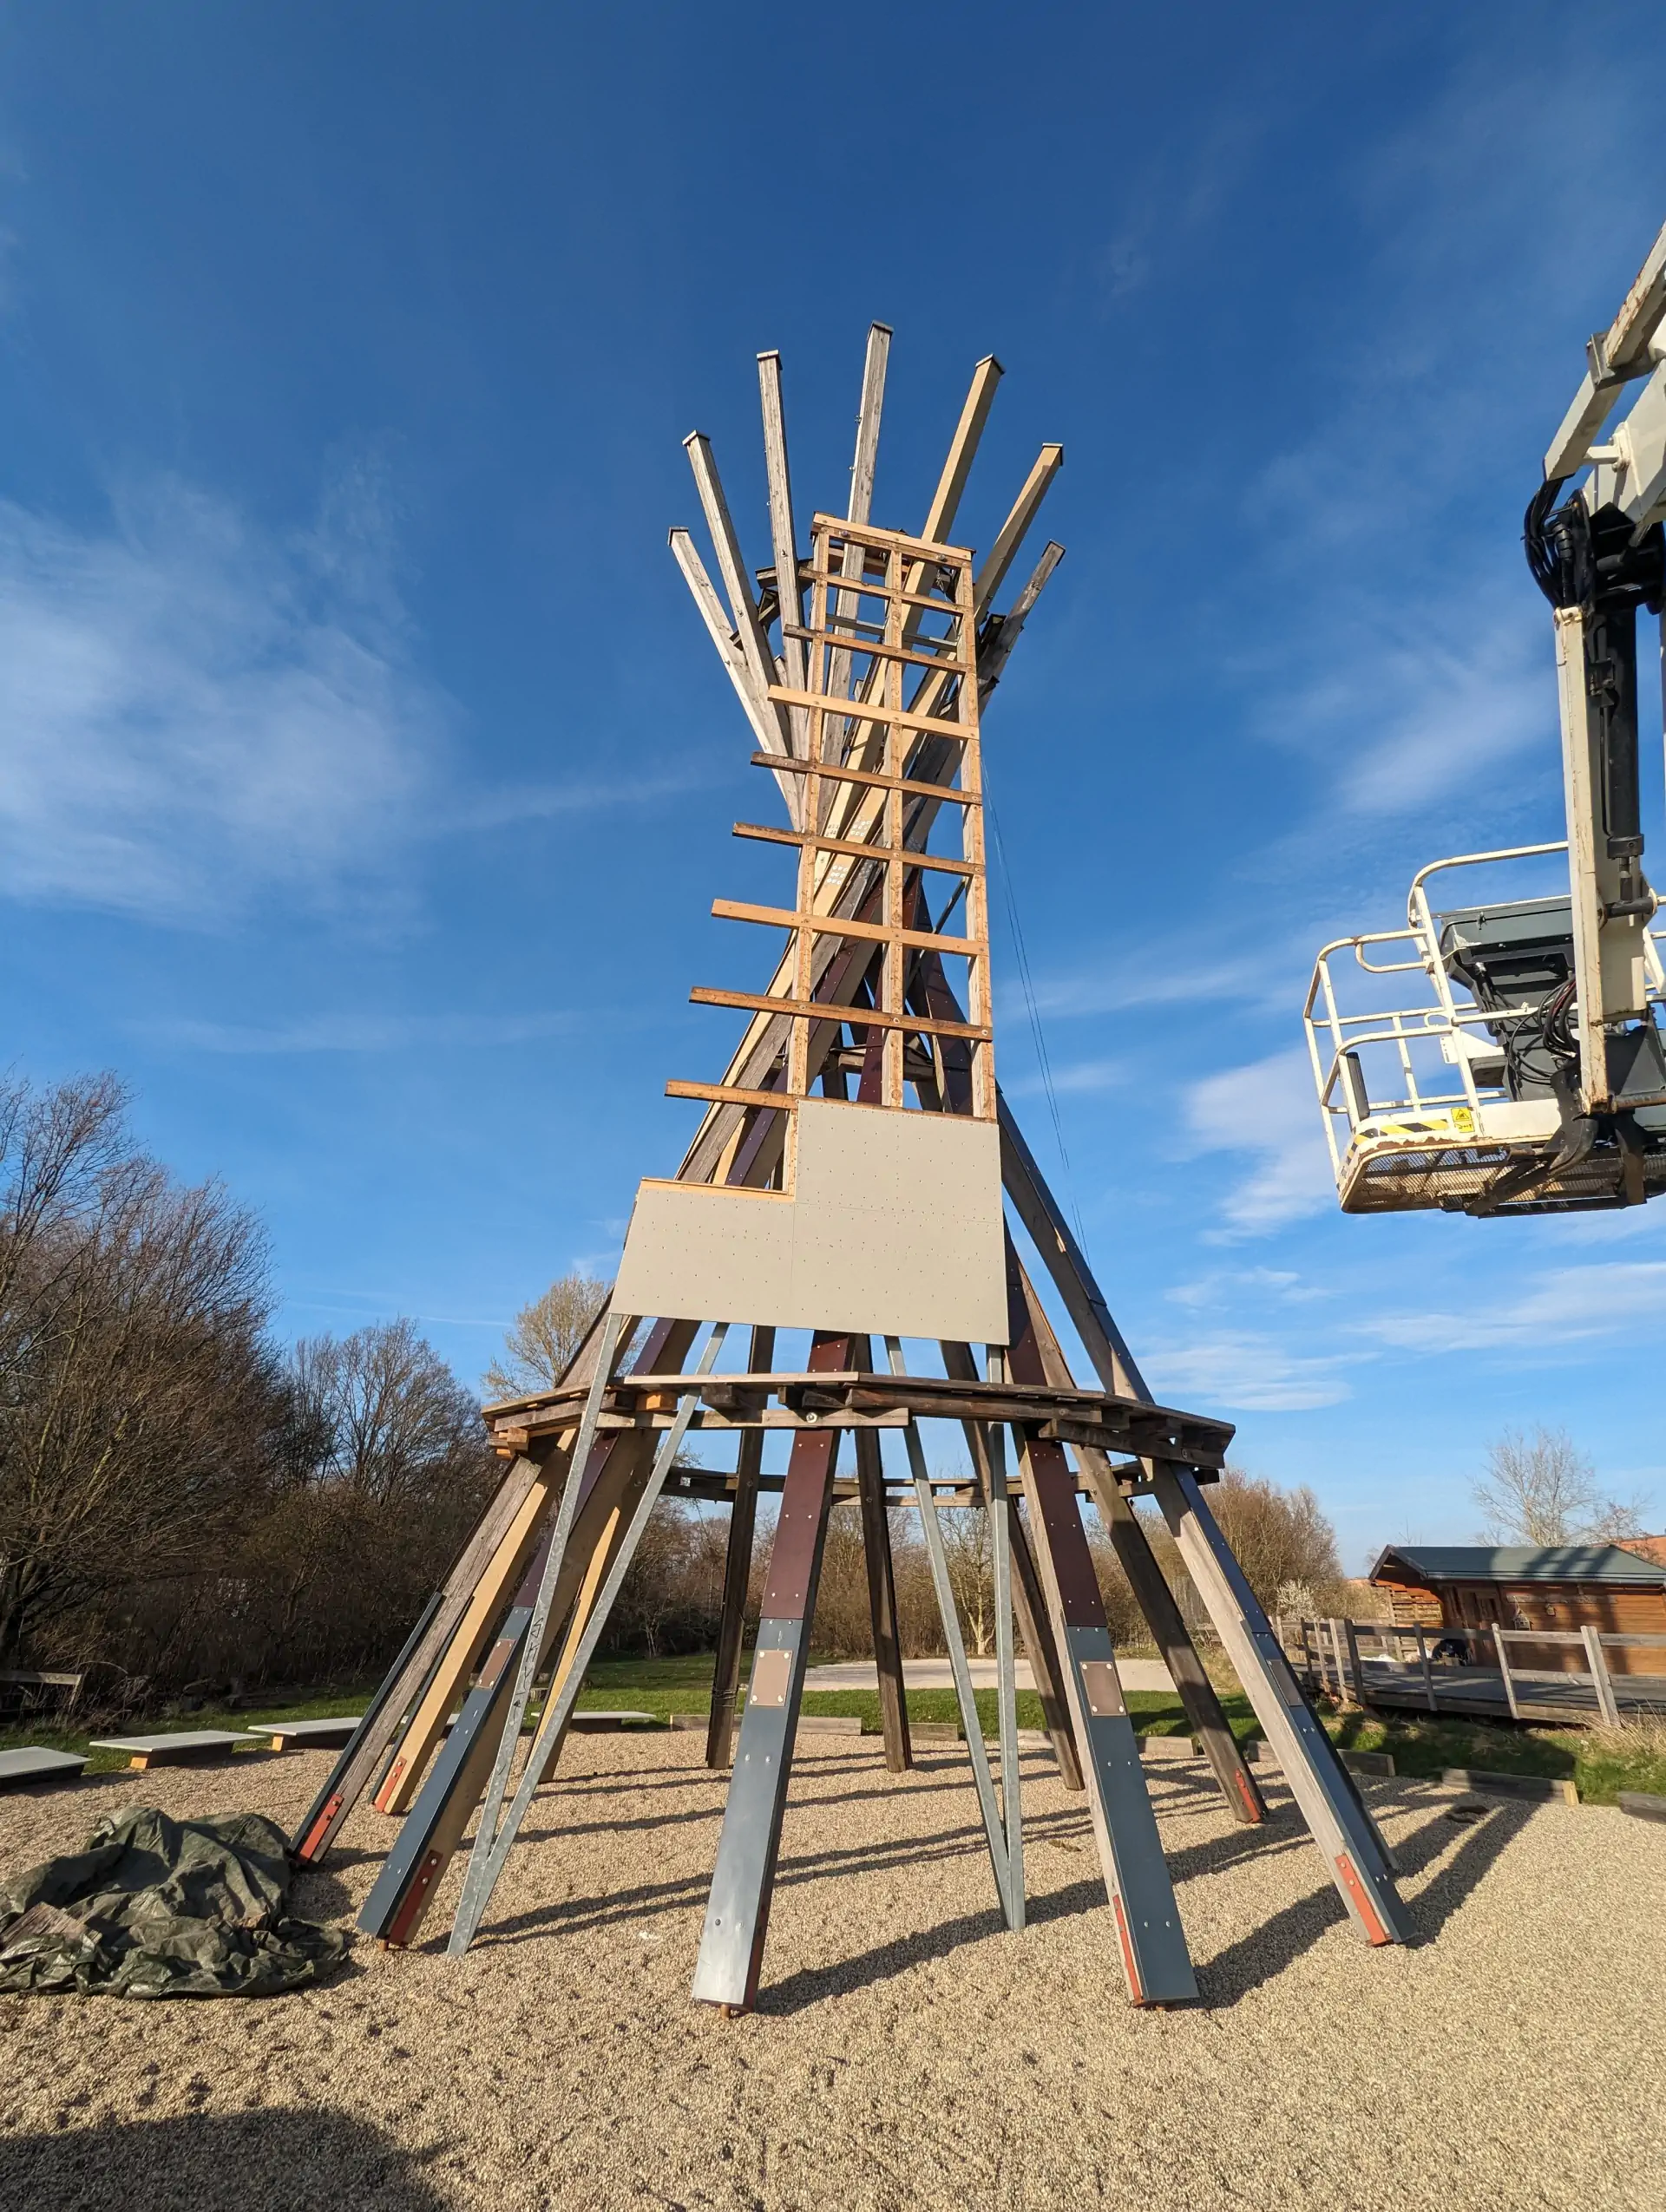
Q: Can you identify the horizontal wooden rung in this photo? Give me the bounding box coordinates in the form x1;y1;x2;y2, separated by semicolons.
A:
750;752;978;805
766;685;975;743
731;821;975;874
665;1079;795;1111
810;513;974;563
804;571;974;615
711;898;982;956
804;631;973;677
689;986;991;1042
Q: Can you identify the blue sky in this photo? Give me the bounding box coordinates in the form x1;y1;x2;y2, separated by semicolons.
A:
3;3;1666;1568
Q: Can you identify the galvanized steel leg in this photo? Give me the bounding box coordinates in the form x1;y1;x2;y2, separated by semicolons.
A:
692;1332;851;2012
1151;1464;1411;1943
707;1327;773;1769
448;1323;731;1954
983;1383;1025;1932
998;1094;1412;1947
853;1352;911;1772
885;1336;1018;1927
357;1577;544;1945
1013;1422;1197;2004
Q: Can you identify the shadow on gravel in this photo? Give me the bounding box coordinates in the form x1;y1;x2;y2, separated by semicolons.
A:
1195;1793;1536;2005
757;1892;1049;2012
0;2110;453;2212
1394;1796;1534;1935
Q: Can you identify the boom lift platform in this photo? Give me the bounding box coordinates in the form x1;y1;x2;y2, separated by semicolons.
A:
1305;219;1666;1216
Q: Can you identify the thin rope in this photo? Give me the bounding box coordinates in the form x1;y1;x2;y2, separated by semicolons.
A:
983;767;1091;1257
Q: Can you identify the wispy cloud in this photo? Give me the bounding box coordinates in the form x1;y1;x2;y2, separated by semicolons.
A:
1026;943;1274;1023
145;1008;586;1055
0;467;698;930
0;470;449;924
1266;594;1551;820
1142;1332;1357;1414
1182;1046;1335;1234
1168;1265;1330;1311
1360;1261;1666;1357
1004;1055;1127;1099
456;766;717;832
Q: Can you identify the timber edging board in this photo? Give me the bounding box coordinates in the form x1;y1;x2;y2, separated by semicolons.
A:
1442;1766;1578;1804
1618;1790;1666;1823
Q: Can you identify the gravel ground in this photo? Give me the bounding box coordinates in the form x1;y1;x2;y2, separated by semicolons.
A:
1;1732;1661;2212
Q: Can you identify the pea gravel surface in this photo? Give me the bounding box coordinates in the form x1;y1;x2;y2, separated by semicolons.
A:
1;1731;1660;2211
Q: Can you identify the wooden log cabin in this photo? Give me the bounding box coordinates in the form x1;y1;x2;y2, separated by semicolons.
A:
1368;1544;1666;1675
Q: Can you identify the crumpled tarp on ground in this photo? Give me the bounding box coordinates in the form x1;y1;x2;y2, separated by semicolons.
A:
0;1803;351;1998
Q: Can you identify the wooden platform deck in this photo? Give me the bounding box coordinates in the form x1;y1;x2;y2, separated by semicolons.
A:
1360;1661;1666;1724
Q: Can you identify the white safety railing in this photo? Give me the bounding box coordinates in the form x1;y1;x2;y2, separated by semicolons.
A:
1302;841;1666;1189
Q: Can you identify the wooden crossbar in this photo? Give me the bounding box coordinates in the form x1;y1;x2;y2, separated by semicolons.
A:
731;821;976;874
765;685;974;741
711;899;981;955
749;751;976;804
810;514;974;561
689;986;989;1040
798;572;970;612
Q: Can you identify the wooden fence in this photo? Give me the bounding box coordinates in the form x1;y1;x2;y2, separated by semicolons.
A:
1276;1616;1666;1726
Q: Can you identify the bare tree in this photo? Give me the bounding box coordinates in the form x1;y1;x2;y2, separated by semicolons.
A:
938;1505;994;1656
0;1073;285;1666
1137;1467;1344;1620
484;1271;610;1399
1473;1424;1643;1545
236;1321;497;1679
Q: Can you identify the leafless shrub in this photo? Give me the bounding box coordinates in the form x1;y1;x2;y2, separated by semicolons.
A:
0;1072;500;1692
0;1072;284;1670
484;1272;610;1399
1473;1424;1643;1545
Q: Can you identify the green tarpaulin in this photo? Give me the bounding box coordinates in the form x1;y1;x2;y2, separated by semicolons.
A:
0;1804;351;1998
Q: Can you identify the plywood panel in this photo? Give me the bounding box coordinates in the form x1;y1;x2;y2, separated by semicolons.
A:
613;1100;1007;1342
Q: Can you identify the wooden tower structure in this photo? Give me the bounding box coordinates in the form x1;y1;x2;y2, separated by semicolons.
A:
291;330;1411;2011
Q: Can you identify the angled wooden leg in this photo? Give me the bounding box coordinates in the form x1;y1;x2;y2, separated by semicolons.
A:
1007;1250;1266;1826
1092;1475;1266;1824
692;1332;851;2013
290;1449;552;1862
372;1468;556;1816
446;1325;732;1954
1010;1417;1197;2005
853;1338;910;1772
707;1325;774;1769
533;1504;621;1784
884;1337;1017;1923
998;1096;1412;1946
1152;1463;1411;1943
289;1591;443;1861
355;1415;666;1947
995;1250;1194;2005
941;1339;1083;1790
357;1535;553;1947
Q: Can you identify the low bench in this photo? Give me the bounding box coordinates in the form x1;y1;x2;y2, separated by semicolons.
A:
567;1710;659;1732
89;1731;258;1771
259;1717;364;1752
0;1746;88;1789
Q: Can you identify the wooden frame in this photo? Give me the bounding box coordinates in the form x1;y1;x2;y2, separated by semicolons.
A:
315;324;1413;2020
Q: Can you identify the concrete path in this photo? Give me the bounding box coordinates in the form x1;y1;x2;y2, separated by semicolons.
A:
804;1656;1177;1693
